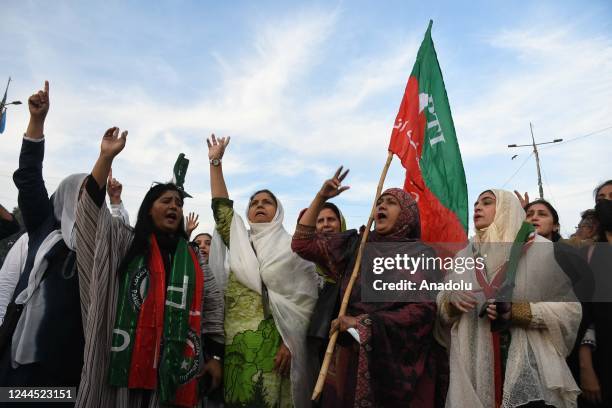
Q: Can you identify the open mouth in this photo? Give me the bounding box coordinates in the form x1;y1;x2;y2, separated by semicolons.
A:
255;210;267;217
376;212;387;221
165;212;178;222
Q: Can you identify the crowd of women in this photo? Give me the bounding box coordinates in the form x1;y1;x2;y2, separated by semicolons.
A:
0;81;610;408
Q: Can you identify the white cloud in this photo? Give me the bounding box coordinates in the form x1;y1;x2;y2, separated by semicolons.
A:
1;4;610;241
456;24;612;235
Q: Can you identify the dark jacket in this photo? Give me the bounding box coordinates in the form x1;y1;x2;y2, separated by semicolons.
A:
0;138;84;392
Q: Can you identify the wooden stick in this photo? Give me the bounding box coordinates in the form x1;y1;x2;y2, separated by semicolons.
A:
311;151;394;401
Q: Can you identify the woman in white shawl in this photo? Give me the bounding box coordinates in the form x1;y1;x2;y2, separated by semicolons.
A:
207;134;318;408
437;189;581;408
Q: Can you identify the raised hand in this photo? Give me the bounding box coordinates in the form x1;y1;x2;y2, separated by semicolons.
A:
318;166;350;200
28;81;50;123
25;81;50;139
185;212;199;238
107;169;123;204
206;134;230;161
513;191;530;209
100;127;128;159
297;166;351;228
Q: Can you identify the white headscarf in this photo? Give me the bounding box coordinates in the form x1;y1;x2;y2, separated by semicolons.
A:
0;234;28;324
227;197;318;408
12;173;87;367
473;189;526;278
52;173;88;251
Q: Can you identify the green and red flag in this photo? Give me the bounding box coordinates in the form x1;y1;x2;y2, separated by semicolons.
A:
388;20;468;243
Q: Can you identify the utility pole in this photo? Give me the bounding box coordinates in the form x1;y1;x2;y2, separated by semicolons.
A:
507;122;563;199
530;123;544;199
0;77;22;134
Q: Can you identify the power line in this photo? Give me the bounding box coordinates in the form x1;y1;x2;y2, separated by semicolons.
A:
539;125;612;150
501;152;534;189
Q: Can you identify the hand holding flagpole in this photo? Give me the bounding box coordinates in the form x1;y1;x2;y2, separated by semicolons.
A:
312;151;393;400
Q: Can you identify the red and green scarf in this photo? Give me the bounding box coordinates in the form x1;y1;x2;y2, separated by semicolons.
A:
109;235;204;407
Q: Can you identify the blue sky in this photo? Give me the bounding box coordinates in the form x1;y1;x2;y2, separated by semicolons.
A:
1;0;611;237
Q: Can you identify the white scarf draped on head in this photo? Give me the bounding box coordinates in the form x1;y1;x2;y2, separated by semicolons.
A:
473;189;526;278
12;173;88;367
228;197;318;408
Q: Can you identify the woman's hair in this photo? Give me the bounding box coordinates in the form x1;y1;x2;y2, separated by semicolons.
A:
594;179;612;201
320;202;341;221
249;189;278;207
525;199;561;241
120;183;187;272
193;232;212;241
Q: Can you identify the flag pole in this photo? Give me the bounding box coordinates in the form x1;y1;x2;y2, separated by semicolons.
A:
312;150;394;401
0;77;11;111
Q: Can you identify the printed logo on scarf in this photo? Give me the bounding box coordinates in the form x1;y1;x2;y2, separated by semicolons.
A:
130;265;150;310
178;329;201;384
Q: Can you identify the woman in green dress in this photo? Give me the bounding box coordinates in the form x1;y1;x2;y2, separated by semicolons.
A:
206;135;318;408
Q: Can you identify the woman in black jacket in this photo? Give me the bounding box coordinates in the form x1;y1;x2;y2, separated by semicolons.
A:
0;82;85;400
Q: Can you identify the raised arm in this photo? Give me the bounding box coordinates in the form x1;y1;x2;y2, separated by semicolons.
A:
207;134;230;199
299;166;350;227
77;127;128;261
91;127;128;191
76;127;128;324
107;169;130;225
12;81;53;233
25;80;49;141
185;212;199;239
292;167;353;281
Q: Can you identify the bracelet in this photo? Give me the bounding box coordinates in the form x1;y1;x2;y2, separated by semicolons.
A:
212;355;222;361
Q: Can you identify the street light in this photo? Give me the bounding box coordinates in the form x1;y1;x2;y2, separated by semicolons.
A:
507;123;563;199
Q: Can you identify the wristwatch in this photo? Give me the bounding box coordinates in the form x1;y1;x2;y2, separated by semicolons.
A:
212;355;222;361
210;158;222;167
